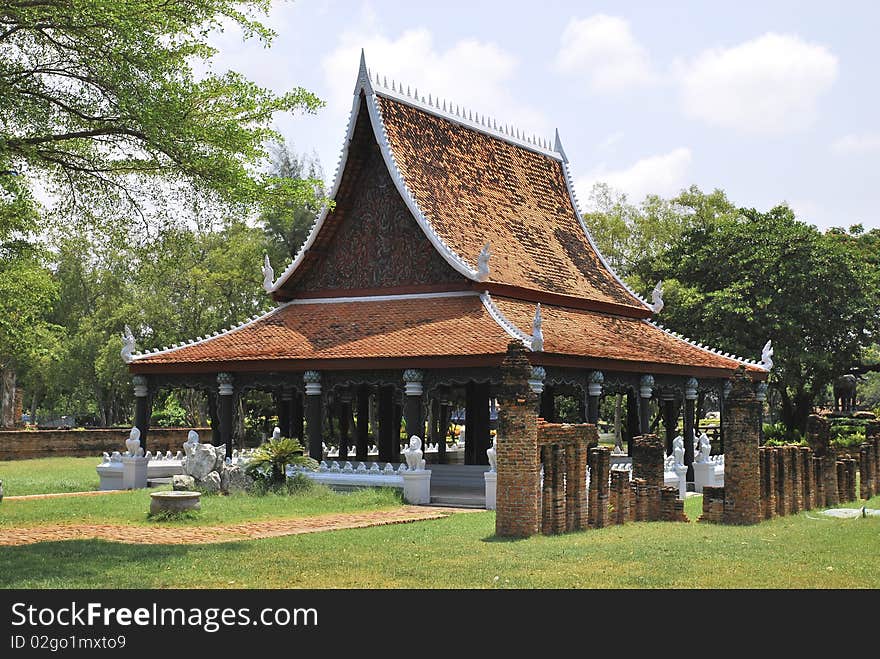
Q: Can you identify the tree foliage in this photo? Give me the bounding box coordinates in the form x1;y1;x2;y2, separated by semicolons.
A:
0;0;323;226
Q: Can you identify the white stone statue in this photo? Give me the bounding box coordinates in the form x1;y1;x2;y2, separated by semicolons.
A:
120;325;136;363
125;427;143;457
487;436;497;472
672;434;685;467
272;426;282;440
696;432;712;463
760;339;773;370
458;427;466;446
402;435;426;471
649;280;664;314
262;253;275;292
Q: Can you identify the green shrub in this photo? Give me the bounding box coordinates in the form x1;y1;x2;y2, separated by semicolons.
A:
246;436;317;487
147;509;201;523
762;422;803;445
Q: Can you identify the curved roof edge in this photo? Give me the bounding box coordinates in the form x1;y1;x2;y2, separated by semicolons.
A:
644;319;769;373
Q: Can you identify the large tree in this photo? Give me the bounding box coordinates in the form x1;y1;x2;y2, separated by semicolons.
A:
646;205;877;433
0;0;322;225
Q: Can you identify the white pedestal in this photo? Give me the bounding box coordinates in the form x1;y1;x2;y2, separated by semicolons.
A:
484;471;497;510
674;465;688;500
401;470;432;505
692;461;715;494
122;456;149;489
96;463;123;490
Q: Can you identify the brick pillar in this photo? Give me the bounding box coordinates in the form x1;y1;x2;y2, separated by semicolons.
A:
699;485;725;523
836;460;846;503
564;442;581;532
495;341;540;538
860;443;875;500
589;446;610;528
541;444;554;535
789;446;803;514
806;414;838;507
759;447;777;520
812;456;825;510
552;444;566;533
633;478;649;521
610;470;630;525
800;447;814;510
660;486;686;522
722;368;762;525
776;447;790;517
632;434;663;520
845;458;857;502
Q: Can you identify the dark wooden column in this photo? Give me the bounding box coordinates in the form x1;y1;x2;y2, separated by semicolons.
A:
217;372;234;460
587;371;603;424
289;390;303;441
132;375;152;453
377;385;395;462
338;397;351;459
429;398;445;464
684;377;698;482
720;380;731;454
639;375;653;435
539;385;555;422
393;403;402;461
303;370;323;461
355;385;369;461
278;389;291;438
625;390;640;456
662;394;678;456
465;381;490;465
208;392;221;444
438;402;450;464
403;369;424;445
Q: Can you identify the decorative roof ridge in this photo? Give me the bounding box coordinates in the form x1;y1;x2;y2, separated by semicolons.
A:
555;130;653;313
642;318;768;371
370;72;561;161
287;291;479;305
129;302;291;362
480;291;533;350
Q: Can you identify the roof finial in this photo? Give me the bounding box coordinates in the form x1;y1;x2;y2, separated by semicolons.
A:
262;254;274;292
554;128;569;163
649;280;664;314
531;304;544;352
477;242;491;281
121;325;136;363
356;49;372;94
760;340;774;370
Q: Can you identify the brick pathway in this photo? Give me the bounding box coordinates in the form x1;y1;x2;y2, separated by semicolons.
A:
0;506;480;547
4;489;130;501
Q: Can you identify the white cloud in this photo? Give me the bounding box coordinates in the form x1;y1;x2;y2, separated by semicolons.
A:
322;27;550;141
554;14;656;92
576;148;693;203
831;133;880;155
676;33;838;134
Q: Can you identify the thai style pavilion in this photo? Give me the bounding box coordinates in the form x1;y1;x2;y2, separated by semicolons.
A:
127;53;769;479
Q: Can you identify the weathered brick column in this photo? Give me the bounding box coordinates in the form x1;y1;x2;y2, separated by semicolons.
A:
759;447;777;520
540;444;555;535
721;368;762;525
610;470;630;525
632;434;664;520
859;443;874;500
844;458;857;502
699;485;725;523
800;446;814;510
588;446;610;528
789;446;803;514
812;456;825;510
495;341;540;538
776;447;790;517
806;414;838;507
660;486;687;522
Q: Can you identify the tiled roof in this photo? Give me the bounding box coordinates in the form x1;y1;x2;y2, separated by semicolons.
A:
374;93;647;312
131;292;762;376
131;294;511;367
489;296;765;373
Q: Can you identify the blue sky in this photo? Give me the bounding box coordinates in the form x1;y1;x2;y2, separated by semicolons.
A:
207;1;880;230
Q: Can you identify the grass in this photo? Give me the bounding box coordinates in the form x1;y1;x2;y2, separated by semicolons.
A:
1;493;879;588
0;483;403;528
0;456;100;496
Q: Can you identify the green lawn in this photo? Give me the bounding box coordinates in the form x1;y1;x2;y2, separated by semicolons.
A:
0;483;403;528
0;456;100;496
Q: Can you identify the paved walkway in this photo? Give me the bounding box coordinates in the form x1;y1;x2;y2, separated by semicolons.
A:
4;489;130;501
0;506;480;547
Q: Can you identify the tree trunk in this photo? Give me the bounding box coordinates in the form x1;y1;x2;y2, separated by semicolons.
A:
778;387;814;436
0;367;16;428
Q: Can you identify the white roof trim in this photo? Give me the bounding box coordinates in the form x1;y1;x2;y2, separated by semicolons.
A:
555;130;653;313
129;303;292;361
643;319;769;371
480;292;532;350
371;76;562;161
